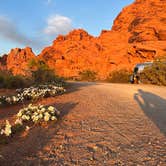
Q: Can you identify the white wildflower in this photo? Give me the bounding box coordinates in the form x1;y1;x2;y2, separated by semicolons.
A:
48;106;54;111
44;112;50;121
3;120;12;136
51;116;57;121
15;119;23;125
25;126;30;131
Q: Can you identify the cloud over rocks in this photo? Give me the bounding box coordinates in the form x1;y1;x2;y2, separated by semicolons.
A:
44;15;73;36
0;16;42;49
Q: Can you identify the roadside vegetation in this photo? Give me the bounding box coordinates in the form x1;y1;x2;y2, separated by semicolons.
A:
0;59;65;89
0;71;30;89
28;59;65;86
0;104;60;144
107;69;131;83
0;59;66;144
140;56;166;86
79;70;97;81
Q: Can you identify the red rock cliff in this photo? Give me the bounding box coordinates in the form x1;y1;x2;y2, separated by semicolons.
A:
1;0;166;79
39;0;166;79
7;47;35;75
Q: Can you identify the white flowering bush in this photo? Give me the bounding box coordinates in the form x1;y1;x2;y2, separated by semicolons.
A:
17;104;60;123
0;104;59;142
0;84;66;106
0;120;12;137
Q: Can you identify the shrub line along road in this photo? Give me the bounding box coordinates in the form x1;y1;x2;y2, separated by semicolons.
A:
0;82;166;165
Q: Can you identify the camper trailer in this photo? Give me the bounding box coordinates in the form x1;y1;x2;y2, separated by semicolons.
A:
130;62;153;84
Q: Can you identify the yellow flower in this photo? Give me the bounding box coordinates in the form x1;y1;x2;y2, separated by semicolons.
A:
51;116;57;121
17;111;22;117
15;119;23;125
44;112;50;121
4;120;12;136
48;106;54;111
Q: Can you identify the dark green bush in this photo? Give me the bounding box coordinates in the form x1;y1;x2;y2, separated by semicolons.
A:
107;69;131;83
28;59;65;85
0;75;5;88
4;75;26;89
32;68;55;84
79;70;97;81
140;56;166;86
0;71;29;89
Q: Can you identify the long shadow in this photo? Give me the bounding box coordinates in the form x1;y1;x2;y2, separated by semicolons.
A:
0;101;78;165
0;81;96;165
134;89;166;136
65;81;98;94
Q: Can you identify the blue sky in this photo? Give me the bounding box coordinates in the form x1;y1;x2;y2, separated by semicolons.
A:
0;0;134;55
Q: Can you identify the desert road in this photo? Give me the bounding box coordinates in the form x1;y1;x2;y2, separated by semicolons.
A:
1;82;166;165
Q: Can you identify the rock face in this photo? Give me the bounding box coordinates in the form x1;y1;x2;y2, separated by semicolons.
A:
6;47;35;75
1;0;166;79
39;29;102;77
39;0;166;79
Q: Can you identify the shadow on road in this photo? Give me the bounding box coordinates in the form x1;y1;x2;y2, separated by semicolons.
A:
0;101;79;165
65;81;98;94
134;89;166;136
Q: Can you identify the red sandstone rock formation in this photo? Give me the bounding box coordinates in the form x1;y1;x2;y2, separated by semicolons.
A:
39;0;166;79
6;47;35;75
1;0;166;79
39;29;102;77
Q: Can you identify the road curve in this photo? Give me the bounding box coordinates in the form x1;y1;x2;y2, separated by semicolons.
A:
1;82;166;165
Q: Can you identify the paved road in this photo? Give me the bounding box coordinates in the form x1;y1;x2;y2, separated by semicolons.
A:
1;82;166;165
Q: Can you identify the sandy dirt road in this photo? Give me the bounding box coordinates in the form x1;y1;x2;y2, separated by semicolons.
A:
0;82;166;165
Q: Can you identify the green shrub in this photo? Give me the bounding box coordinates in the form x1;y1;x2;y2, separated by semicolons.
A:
107;69;131;83
4;75;26;89
0;75;5;88
32;68;65;86
79;70;97;81
0;71;29;89
140;56;166;86
0;71;9;88
32;68;55;83
28;59;65;85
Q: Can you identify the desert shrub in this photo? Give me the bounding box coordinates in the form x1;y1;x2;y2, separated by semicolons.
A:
140;56;166;86
107;69;131;83
79;70;97;81
28;59;65;85
32;68;55;83
0;84;65;106
4;75;26;89
0;71;28;89
0;75;5;88
32;69;65;86
0;71;9;88
0;104;59;144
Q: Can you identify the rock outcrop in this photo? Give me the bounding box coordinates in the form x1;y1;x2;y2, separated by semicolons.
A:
6;47;36;75
39;29;102;77
39;0;166;79
0;0;166;79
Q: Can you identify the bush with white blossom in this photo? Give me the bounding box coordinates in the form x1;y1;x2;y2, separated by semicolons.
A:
17;104;60;123
0;104;59;140
0;84;66;106
0;120;12;137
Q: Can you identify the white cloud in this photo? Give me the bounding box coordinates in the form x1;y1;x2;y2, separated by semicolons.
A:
46;0;52;5
44;15;73;36
0;15;42;49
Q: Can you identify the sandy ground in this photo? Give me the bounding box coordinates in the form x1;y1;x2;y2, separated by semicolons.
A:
0;82;166;166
